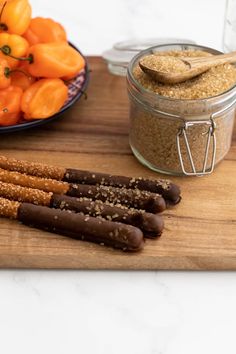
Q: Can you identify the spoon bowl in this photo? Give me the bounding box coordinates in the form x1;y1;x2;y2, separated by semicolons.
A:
139;51;236;84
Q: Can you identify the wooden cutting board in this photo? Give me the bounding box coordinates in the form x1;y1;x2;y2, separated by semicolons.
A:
0;57;235;270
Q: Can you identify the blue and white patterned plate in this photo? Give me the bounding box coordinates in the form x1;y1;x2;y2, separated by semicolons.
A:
0;43;89;134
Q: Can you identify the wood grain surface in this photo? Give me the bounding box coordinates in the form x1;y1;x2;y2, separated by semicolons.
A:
0;56;235;270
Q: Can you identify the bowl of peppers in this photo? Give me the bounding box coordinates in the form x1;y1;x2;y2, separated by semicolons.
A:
0;0;89;133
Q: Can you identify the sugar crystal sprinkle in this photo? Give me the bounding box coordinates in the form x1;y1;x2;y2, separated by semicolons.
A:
0;197;20;219
140;54;188;74
134;50;236;99
0;156;66;180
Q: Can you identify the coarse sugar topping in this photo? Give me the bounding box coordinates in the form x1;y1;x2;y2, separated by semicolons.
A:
0;197;20;219
133;50;236;100
140;54;188;73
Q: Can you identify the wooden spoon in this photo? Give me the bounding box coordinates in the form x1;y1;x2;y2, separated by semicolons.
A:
139;52;236;84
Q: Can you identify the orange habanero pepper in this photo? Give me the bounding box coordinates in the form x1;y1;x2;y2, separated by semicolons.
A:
0;58;32;90
17;60;31;75
10;70;35;91
0;58;11;88
0;0;31;35
21;78;68;120
7;60;35;90
0;85;22;126
0;33;29;68
27;42;85;78
23;17;67;46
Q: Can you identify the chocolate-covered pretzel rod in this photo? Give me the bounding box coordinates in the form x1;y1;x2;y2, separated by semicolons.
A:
0;156;180;203
64;170;181;204
0;197;144;251
52;195;164;238
68;184;166;213
0;169;166;213
0;181;163;237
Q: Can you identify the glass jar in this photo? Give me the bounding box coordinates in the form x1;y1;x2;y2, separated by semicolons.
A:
127;43;236;176
102;38;196;76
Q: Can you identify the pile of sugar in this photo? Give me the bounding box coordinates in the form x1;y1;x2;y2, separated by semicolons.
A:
134;50;236;100
140;55;188;73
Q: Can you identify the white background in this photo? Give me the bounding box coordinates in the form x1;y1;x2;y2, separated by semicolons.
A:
2;1;236;353
30;0;227;54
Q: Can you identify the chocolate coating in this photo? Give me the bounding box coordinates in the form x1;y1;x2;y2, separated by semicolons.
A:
140;213;164;238
18;203;144;251
67;184;166;213
64;169;181;204
51;194;164;238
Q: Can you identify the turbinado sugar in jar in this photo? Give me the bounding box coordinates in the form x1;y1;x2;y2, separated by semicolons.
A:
127;44;236;176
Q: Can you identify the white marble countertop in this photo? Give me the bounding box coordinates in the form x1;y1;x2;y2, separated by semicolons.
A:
1;0;236;353
1;271;236;353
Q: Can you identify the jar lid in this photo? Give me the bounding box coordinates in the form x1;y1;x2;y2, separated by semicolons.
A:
102;38;196;76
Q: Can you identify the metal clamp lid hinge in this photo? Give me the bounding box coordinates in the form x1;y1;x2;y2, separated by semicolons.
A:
176;118;216;176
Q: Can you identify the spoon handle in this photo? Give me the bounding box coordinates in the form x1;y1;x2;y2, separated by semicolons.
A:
183;51;236;68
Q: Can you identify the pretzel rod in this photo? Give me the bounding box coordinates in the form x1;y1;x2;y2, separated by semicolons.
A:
0;168;166;213
64;169;181;204
0;168;69;194
68;184;166;214
0;155;65;180
0;197;20;219
0;197;144;251
0;156;181;203
0;181;52;206
0;181;164;238
51;195;164;238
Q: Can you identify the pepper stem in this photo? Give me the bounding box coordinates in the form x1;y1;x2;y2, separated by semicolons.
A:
4;66;10;78
4;67;32;79
0;2;7;31
0;46;33;63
